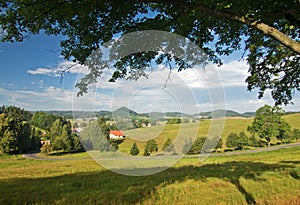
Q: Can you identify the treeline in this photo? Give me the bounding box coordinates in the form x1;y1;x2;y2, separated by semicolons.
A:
0;105;125;155
0;106;40;153
41;117;83;154
0;106;84;154
129;138;176;156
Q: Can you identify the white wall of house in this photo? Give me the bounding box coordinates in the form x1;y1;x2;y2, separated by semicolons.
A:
109;133;125;139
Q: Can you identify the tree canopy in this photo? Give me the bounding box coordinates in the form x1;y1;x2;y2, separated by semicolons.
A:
1;1;299;105
248;105;290;146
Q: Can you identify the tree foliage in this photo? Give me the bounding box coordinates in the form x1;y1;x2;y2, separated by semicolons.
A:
79;121;110;152
30;112;60;131
0;112;38;153
143;139;158;156
226;132;249;150
187;136;206;155
50;118;83;153
1;1;299;105
130;142;140;156
248;105;291;146
0;105;32;121
163;138;173;152
162;138;175;153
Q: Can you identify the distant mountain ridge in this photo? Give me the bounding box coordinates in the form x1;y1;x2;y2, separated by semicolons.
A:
195;109;256;118
41;107;260;119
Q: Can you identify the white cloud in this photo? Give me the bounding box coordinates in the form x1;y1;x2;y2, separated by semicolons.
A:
3;59;299;113
177;60;248;89
27;61;89;77
27;68;55;76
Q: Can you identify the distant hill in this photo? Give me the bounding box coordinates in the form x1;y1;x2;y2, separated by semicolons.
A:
42;107;297;119
112;107;138;118
241;112;256;118
195;109;255;118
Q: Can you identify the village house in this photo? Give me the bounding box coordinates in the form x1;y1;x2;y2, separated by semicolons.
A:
109;130;125;140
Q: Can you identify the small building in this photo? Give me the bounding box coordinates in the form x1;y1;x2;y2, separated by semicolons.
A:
109;130;125;139
41;140;51;145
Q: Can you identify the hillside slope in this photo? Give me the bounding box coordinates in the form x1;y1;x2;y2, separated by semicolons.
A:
119;114;300;155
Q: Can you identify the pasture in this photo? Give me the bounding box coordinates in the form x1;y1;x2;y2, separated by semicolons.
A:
0;146;300;204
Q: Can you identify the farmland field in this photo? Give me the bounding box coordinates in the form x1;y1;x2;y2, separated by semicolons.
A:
1;114;300;204
120;113;300;154
1;145;300;204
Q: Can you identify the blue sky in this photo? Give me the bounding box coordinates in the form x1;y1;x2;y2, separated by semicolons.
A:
0;32;299;114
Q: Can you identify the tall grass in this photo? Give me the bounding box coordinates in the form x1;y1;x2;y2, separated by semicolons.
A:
0;146;300;204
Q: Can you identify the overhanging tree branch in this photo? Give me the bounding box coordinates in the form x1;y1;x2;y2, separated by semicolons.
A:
232;16;300;54
131;0;300;54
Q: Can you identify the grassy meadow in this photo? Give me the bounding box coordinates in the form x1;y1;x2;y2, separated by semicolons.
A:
120;113;300;154
1;114;300;204
0;146;300;204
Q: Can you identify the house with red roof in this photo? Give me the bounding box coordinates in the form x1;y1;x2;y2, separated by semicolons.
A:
109;130;125;139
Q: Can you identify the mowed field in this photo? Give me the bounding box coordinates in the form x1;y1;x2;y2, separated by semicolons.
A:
120;113;300;154
0;146;300;204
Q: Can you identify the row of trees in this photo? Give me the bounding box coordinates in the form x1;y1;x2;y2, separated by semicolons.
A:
226;105;300;150
129;138;176;156
130;136;223;156
226;128;300;150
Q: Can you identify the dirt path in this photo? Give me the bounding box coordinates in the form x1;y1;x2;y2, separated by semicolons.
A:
207;142;300;157
22;150;80;161
23;142;300;161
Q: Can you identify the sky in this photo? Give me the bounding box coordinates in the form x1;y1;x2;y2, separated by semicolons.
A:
0;32;299;114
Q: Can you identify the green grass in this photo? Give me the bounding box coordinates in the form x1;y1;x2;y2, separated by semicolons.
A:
284;113;300;128
1;146;300;204
120;114;300;155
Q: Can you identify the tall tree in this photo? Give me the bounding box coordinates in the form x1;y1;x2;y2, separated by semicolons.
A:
1;1;300;105
248;105;290;146
79;121;110;152
49;117;71;142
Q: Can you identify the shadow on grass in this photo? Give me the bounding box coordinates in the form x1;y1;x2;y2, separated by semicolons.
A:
0;161;296;204
280;160;300;165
